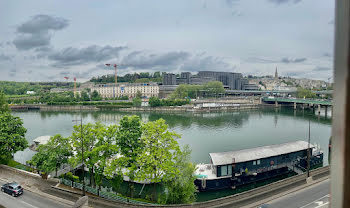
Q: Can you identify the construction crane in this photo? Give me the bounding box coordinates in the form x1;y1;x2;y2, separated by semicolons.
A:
105;64;118;86
74;77;77;97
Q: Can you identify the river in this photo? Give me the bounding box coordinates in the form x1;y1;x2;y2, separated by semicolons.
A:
12;107;331;201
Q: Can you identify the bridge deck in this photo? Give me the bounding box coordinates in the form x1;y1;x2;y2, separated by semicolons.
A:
263;97;333;106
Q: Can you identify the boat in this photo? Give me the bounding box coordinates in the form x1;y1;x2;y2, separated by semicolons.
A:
194;140;323;191
29;135;52;151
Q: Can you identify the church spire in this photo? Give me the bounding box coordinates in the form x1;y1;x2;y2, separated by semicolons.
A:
275;66;278;79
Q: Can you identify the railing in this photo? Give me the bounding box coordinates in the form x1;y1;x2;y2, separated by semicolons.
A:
59;178;154;205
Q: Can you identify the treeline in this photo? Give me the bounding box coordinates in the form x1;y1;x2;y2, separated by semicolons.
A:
90;72;162;84
148;97;189;107
8;91;105;105
0;81;75;95
28;116;197;204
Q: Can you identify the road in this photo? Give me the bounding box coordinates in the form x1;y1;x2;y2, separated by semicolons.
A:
0;179;70;208
264;179;330;208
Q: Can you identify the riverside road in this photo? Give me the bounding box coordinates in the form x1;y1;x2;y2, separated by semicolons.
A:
0;179;69;208
265;178;330;208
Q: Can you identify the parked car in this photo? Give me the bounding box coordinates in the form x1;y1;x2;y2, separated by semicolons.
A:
1;182;23;197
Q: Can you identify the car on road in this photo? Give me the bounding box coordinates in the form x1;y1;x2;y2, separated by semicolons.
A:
1;182;23;197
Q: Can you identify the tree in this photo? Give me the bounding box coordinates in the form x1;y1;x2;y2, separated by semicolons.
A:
28;135;72;177
81;91;90;101
0;112;27;162
0;92;10;113
149;96;162;107
204;81;225;97
133;97;141;107
92;124;119;190
163;145;197;204
117;116;143;197
137;119;180;201
296;87;317;99
91;90;102;101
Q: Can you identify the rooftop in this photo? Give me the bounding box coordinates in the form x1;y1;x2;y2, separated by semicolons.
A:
209;140;314;166
33;135;51;145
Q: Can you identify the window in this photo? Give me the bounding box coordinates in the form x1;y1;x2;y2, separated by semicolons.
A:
253;161;257;165
221;165;228;176
257;160;261;165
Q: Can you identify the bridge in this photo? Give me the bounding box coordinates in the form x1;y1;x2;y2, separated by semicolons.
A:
225;90;333;95
262;97;332;115
263;97;333;106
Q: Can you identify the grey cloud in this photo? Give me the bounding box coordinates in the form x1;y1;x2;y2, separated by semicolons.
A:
313;66;331;72
246;57;276;63
13;33;51;50
0;54;12;61
13;14;68;50
181;55;234;72
16;15;68;34
281;57;307;63
48;45;127;67
120;51;190;69
268;0;301;5
328;19;334;25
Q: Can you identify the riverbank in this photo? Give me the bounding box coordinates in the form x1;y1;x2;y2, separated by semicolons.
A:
10;103;263;112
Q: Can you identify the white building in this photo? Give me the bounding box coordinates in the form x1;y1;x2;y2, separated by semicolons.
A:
91;83;159;98
26;91;36;95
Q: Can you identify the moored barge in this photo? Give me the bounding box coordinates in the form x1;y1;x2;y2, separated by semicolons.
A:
195;140;323;191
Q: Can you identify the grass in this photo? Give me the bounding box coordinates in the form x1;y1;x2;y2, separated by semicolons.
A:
1;158;33;172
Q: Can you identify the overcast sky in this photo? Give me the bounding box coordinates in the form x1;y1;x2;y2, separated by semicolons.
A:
0;0;334;82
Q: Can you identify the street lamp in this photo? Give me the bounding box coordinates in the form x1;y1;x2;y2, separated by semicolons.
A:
72;108;85;196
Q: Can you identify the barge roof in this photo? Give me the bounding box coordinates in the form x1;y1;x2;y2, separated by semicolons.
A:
209;140;314;166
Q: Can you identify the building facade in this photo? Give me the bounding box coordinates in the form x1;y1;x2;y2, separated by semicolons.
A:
162;73;176;85
91;83;159;98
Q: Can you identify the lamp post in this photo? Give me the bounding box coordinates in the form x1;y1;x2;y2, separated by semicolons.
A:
307;119;311;178
72;108;85;196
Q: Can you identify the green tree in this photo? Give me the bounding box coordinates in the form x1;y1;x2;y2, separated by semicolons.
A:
91;90;102;101
204;81;225;97
0;92;10;113
0;112;28;162
81;91;90;101
163;145;197;204
116;116;143;197
137;119;180;201
28;135;72;177
296;87;317;99
149;96;162;107
133;97;142;107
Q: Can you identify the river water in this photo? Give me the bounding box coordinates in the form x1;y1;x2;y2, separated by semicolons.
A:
12;107;331;201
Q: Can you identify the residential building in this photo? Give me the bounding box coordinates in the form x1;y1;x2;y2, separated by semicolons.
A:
91;83;159;98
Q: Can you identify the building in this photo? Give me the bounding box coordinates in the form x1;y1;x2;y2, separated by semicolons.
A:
242;84;259;91
275;67;278;80
26;91;36;95
190;77;216;85
197;71;244;90
91;83;159;99
162;73;176;85
181;72;192;84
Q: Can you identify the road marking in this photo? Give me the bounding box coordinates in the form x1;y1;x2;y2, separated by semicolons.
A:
299;195;330;208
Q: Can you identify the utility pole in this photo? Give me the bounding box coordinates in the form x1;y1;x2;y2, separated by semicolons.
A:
307;119;311;178
72;107;85;196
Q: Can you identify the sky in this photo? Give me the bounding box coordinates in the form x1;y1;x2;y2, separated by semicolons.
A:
0;0;334;82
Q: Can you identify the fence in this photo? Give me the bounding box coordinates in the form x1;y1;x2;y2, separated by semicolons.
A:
59;178;154;205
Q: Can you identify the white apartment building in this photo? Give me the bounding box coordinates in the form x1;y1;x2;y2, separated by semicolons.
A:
91;83;159;98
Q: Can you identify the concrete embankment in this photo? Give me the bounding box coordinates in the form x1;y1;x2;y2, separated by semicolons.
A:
120;104;260;112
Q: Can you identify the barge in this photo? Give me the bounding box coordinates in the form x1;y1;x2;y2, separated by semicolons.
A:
195;140;323;191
